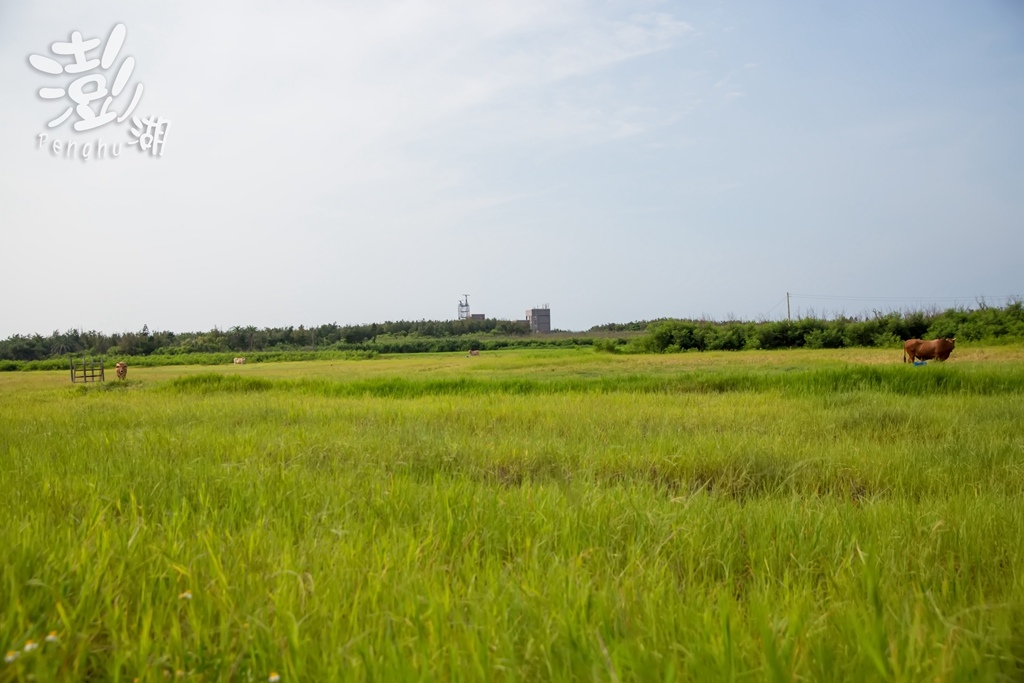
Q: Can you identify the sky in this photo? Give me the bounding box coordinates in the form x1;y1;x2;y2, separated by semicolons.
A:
1;1;1022;337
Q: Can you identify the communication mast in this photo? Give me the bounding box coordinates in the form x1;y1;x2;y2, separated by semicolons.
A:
458;294;470;320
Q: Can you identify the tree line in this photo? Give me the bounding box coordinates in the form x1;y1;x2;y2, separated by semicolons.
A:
1;302;1021;364
0;318;532;362
614;302;1024;353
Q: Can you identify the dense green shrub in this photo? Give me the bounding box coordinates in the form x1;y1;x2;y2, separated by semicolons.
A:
3;303;1022;364
637;302;1024;353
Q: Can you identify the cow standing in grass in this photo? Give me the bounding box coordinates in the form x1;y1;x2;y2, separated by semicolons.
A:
115;362;127;380
233;357;246;365
904;337;956;363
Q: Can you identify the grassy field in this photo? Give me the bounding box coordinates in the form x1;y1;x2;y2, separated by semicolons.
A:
2;347;1023;681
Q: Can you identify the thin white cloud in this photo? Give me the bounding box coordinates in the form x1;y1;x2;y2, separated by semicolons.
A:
156;2;700;195
6;2;1019;336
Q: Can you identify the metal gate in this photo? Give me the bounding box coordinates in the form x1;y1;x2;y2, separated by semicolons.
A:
70;355;105;383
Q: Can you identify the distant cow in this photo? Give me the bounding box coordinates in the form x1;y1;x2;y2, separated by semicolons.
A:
467;349;480;357
233;357;246;365
904;337;956;363
115;361;127;380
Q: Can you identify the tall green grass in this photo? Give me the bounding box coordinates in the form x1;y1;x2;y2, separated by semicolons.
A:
1;349;379;372
2;350;1023;680
165;362;1024;398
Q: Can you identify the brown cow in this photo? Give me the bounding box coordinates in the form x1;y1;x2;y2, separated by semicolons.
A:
904;337;956;363
115;361;127;380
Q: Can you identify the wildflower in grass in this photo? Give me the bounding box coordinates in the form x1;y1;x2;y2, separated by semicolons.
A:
269;673;281;682
45;631;59;644
4;650;18;663
176;669;185;677
179;590;193;600
23;640;38;652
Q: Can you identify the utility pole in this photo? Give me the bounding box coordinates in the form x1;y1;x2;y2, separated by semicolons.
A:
786;292;791;321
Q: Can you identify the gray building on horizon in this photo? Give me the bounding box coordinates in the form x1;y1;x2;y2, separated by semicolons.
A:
525;307;551;333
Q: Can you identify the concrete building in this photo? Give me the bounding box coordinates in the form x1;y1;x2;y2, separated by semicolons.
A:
525;307;551;333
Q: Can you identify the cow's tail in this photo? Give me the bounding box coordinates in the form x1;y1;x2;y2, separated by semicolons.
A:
903;349;906;363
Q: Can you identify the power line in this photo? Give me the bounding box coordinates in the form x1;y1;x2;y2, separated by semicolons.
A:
761;297;787;318
789;293;1020;302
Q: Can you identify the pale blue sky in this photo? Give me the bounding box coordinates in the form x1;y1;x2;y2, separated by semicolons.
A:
1;1;1021;336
